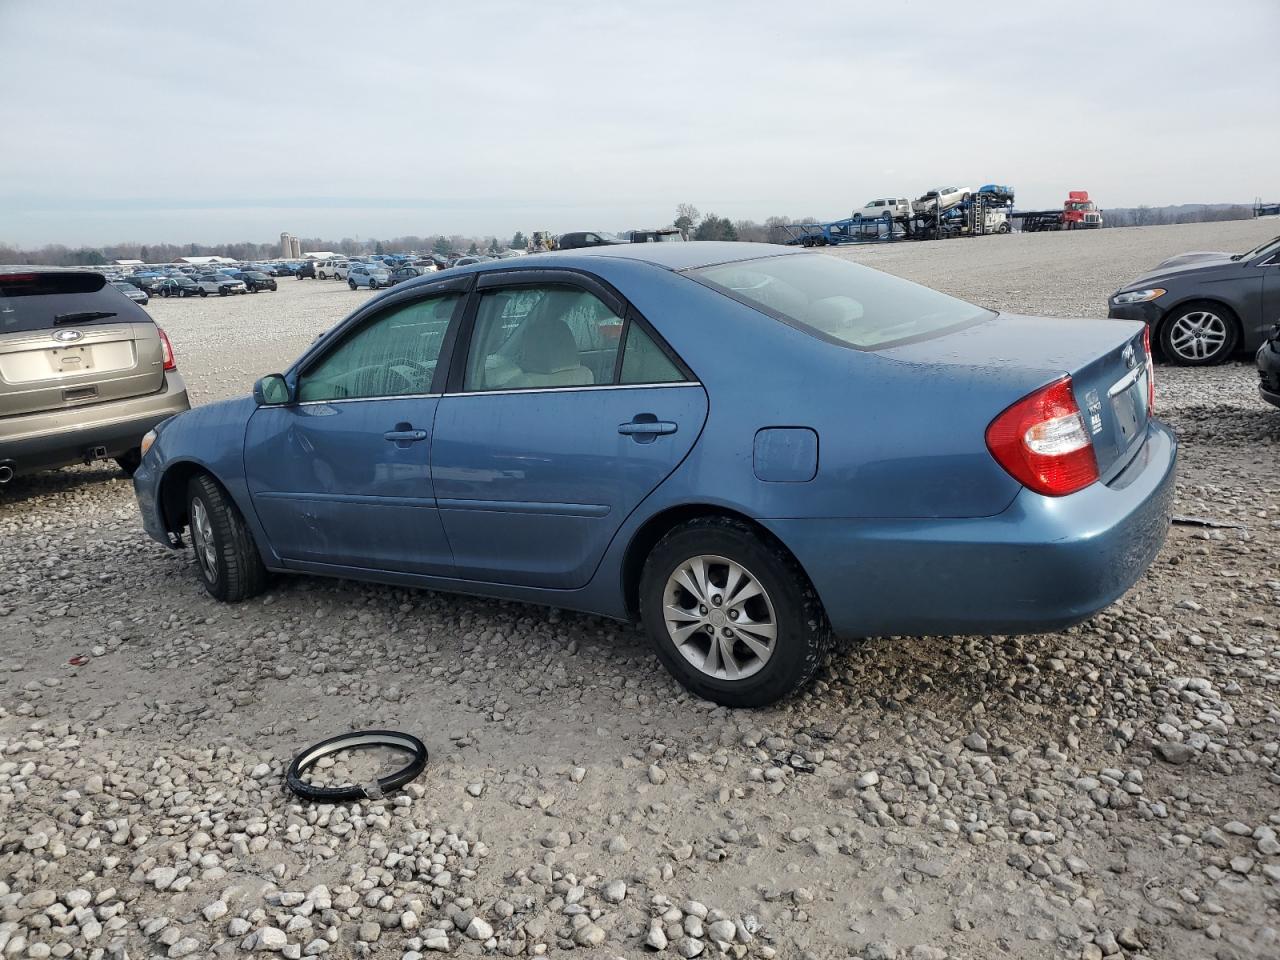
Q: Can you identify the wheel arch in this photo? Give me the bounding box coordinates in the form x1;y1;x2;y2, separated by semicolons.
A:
619;503;818;620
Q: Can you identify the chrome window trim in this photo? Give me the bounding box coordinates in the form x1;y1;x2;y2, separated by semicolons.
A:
445;381;704;399
294;392;442;407
286;381;703;407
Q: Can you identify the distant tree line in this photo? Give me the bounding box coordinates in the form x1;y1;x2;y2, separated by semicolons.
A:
1099;203;1255;228
1;202;1261;267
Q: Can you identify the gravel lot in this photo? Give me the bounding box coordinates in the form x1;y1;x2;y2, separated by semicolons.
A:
2;219;1278;960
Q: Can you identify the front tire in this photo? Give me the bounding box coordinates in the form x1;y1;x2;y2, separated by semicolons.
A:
1159;301;1238;366
638;518;831;707
349;281;357;290
200;290;208;297
186;474;268;602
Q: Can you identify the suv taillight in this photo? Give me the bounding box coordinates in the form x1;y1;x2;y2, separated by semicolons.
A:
158;326;177;371
985;376;1098;497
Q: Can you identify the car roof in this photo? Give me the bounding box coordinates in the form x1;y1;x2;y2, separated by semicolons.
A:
478;241;795;273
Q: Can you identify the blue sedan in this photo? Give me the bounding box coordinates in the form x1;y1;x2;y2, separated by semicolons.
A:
133;242;1176;707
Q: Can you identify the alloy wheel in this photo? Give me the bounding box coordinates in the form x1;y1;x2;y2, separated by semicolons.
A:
190;496;218;583
663;555;777;681
1169;310;1228;362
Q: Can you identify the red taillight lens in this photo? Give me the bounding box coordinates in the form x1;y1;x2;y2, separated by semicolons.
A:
985;376;1098;497
1143;325;1155;413
157;326;177;371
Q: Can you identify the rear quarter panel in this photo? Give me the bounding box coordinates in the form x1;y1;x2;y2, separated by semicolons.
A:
584;258;1027;521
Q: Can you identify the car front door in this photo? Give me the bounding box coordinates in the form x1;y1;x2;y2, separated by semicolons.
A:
430;269;708;589
243;280;468;575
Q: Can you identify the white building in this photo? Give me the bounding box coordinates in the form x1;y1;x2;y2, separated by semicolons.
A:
172;255;239;266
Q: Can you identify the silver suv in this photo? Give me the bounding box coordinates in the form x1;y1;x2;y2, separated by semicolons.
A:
0;267;190;484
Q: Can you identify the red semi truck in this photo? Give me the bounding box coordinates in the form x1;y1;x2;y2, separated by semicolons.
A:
1016;191;1104;232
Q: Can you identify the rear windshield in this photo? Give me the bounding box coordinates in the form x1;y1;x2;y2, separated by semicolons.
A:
690;253;993;350
1;271;151;334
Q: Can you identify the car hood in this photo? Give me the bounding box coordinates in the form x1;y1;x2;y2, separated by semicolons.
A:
1118;256;1239;291
1153;250;1233;269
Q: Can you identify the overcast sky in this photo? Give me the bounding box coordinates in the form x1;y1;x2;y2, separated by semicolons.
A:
1;0;1275;247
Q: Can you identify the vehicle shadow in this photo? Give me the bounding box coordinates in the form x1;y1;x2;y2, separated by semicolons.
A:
0;464;129;509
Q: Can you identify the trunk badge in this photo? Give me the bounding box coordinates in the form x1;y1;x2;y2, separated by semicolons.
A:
53;329;83;343
1122;344;1137;369
1084;388;1103;435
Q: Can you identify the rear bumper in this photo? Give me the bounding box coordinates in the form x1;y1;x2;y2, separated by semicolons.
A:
764;421;1177;638
0;372;189;476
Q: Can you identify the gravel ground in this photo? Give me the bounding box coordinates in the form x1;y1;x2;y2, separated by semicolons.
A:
2;219;1278;960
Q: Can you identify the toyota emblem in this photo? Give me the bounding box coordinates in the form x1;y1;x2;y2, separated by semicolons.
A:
52;329;83;343
1121;343;1136;369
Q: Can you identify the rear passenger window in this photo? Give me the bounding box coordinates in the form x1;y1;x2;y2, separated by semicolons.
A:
464;285;622;391
620;324;685;385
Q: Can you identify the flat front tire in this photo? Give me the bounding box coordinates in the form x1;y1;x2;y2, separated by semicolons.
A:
186;474;268;602
639;517;831;707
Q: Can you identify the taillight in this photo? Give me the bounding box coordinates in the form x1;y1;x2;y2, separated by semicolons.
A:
157;326;177;371
985;376;1098;497
1143;325;1155;413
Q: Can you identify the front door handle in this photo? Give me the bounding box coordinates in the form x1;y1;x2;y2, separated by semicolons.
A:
619;414;677;444
384;422;428;447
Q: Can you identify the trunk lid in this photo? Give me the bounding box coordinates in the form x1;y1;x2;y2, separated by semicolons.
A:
0;270;165;418
879;312;1152;480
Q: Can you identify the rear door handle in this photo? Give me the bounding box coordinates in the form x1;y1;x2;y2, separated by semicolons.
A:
384;422;428;447
619;415;677;443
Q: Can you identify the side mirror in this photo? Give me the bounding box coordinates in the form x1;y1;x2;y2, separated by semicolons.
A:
254;373;292;406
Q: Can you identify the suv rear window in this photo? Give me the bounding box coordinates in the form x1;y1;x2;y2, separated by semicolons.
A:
0;271;151;334
690;253;992;350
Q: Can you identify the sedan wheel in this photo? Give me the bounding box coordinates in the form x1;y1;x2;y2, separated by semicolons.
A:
639;517;831;707
1161;302;1237;366
663;554;777;681
186;474;268;602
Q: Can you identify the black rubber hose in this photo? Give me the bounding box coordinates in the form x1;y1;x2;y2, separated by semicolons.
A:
285;729;428;803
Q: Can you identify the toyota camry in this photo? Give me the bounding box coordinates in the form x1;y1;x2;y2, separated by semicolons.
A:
133;242;1176;707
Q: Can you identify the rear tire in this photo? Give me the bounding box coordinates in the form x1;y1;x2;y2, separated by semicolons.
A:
115;448;142;477
186;474;268;602
638;517;831;708
1159;300;1238;366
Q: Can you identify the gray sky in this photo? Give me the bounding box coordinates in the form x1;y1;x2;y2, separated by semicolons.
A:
1;0;1275;247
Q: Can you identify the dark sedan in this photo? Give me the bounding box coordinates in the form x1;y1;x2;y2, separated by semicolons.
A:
1258;324;1280;409
155;277;200;298
1109;235;1280;365
233;271;278;293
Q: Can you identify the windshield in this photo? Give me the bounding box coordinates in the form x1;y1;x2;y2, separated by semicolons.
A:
1233;235;1280;261
690;253;993;350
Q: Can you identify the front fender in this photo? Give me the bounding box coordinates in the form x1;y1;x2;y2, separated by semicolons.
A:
134;396;281;566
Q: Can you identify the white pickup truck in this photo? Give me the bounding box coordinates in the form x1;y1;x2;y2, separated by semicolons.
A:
856;198;913;220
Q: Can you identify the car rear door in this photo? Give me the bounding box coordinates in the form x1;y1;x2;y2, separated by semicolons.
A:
243;278;469;576
430;268;708;589
0;272;165;418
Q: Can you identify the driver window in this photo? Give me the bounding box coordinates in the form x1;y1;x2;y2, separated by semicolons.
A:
297;293;460;402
